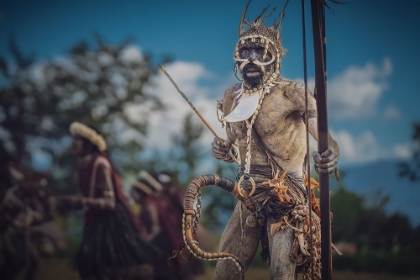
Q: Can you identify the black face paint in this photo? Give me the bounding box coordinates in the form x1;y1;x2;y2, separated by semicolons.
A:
234;25;284;92
237;44;276;90
240;47;273;63
242;63;263;88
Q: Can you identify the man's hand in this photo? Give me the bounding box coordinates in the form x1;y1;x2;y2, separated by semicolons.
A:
313;149;338;174
211;138;235;163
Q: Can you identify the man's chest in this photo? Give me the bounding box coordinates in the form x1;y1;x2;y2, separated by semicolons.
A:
227;91;298;139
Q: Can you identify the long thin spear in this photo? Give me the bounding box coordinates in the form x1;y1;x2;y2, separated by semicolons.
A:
310;0;332;279
158;63;240;165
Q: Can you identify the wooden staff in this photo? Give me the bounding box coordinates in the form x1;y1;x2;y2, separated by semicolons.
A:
310;0;332;278
158;63;240;165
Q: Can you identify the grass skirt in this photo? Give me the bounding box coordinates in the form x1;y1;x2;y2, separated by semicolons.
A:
74;202;160;278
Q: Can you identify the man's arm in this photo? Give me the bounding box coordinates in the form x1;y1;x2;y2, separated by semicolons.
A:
292;82;340;174
143;203;162;242
307;116;340;174
211;85;239;163
82;160;116;209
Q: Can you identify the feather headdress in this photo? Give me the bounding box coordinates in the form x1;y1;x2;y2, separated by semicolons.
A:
69;122;107;151
131;179;154;195
233;0;291;89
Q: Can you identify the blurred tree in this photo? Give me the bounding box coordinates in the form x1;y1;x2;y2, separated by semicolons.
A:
170;112;239;231
356;192;413;253
147;111;237;232
0;34;165;192
398;122;420;182
141;112;207;185
171;112;205;185
200;162;237;232
412;224;420;254
331;177;365;242
331;181;417;255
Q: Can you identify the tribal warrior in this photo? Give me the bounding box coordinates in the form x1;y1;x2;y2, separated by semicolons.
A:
210;3;339;280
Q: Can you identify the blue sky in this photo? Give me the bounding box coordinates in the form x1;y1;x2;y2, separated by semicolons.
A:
1;0;420;168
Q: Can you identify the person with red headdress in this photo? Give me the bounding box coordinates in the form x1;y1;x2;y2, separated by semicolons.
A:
58;122;159;280
130;171;197;280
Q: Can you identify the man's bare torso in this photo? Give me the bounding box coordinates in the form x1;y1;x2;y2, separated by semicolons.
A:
223;78;316;178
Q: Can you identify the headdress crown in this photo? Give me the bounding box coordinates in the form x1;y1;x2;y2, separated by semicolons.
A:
69;122;107;151
237;0;287;58
234;0;289;83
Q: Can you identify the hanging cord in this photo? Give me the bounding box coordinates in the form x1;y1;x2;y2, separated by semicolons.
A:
323;4;327;84
301;0;314;279
321;4;335;274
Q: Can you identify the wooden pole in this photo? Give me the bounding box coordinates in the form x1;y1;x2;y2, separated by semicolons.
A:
310;0;332;279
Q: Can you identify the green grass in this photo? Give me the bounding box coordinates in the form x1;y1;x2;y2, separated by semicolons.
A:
199;267;420;280
17;258;420;280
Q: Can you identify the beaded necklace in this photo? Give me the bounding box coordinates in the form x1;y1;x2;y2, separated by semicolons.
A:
236;73;278;196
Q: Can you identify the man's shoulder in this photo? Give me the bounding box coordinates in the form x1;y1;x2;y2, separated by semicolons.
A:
224;83;242;98
93;155;111;169
272;78;311;97
274;78;304;90
220;83;241;114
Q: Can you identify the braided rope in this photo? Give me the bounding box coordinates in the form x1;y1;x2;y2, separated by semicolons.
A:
243;82;276;176
182;174;244;275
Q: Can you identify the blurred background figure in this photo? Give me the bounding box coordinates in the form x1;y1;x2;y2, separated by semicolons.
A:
57;122;159;280
130;171;194;280
0;146;14;203
155;170;213;277
130;170;213;280
156;170;184;214
0;162;63;280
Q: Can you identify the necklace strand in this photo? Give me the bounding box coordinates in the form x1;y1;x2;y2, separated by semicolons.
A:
243;79;276;176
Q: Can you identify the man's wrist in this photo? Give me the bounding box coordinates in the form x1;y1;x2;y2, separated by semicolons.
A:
81;197;89;208
224;147;238;162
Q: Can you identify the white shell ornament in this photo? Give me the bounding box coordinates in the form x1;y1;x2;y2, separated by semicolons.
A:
223;89;262;123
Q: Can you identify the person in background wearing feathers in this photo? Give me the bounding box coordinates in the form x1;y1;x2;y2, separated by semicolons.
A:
58;122;159;280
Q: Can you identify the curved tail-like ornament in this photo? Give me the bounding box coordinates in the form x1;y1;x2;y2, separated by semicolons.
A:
182;174;244;275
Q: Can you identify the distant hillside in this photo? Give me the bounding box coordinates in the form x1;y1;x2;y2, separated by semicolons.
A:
333;160;420;226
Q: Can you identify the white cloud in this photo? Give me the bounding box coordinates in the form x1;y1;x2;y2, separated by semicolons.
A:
327;57;392;119
138;61;225;154
331;130;381;164
393;144;411;159
329;129;413;165
119;45;143;64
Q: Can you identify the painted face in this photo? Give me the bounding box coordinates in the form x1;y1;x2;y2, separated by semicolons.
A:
239;46;272;62
240;47;262;79
234;25;283;91
71;135;86;157
238;45;274;88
